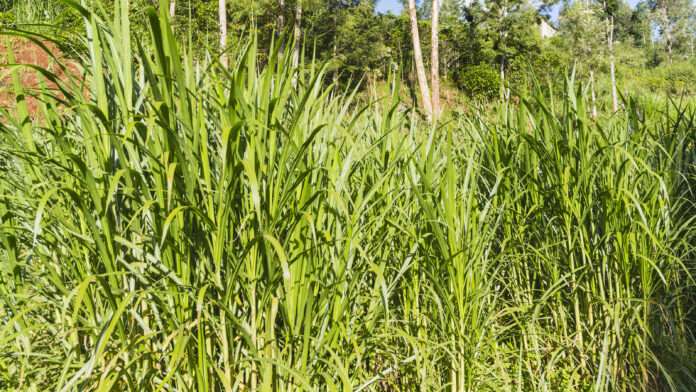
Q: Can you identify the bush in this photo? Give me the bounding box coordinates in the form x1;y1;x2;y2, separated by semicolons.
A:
455;64;500;100
665;62;696;94
629;61;696;96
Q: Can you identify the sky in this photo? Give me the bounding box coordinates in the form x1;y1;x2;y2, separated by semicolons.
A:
375;0;402;14
375;0;642;22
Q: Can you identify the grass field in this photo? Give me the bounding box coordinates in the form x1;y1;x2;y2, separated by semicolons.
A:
1;2;695;391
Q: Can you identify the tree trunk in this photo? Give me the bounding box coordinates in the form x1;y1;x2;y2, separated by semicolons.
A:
590;70;597;119
278;0;285;32
332;39;338;85
498;7;509;101
608;16;618;112
219;0;228;67
407;0;432;119
500;59;504;86
431;0;441;120
500;56;509;100
169;0;175;18
292;0;302;68
661;6;673;64
277;0;286;56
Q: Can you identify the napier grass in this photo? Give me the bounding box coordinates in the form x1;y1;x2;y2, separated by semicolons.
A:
1;1;695;390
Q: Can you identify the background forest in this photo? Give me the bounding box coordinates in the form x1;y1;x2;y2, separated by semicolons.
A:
2;0;696;107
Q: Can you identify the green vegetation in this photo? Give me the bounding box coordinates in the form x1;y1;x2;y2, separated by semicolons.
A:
455;63;500;99
1;0;695;391
2;0;695;106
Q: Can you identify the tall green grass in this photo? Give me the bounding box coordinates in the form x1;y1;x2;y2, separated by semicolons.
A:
1;1;695;390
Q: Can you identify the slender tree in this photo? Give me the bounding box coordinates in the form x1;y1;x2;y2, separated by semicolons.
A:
649;0;693;64
601;0;621;112
690;11;696;57
169;0;175;18
559;2;603;116
607;16;618;112
277;0;286;56
278;0;285;32
292;0;303;68
590;70;598;118
407;0;433;119
219;0;228;67
431;0;441;119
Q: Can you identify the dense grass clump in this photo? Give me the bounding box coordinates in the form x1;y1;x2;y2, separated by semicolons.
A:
1;4;695;391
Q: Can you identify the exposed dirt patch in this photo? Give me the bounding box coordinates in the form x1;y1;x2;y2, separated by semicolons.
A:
0;38;83;117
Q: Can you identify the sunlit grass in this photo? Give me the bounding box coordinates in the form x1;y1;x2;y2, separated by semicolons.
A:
0;1;695;391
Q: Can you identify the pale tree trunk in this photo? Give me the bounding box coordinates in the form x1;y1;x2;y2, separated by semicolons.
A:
665;6;673;64
169;0;175;18
332;40;338;85
500;58;505;95
277;0;286;56
431;0;441;120
278;0;285;32
407;0;432;119
292;0;302;68
608;16;618;112
499;7;508;100
219;0;228;67
660;6;673;64
590;69;597;119
500;57;510;100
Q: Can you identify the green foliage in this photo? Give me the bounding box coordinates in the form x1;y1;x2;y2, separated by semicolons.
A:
503;44;568;96
470;0;541;71
0;11;12;26
331;2;390;77
664;61;696;91
0;2;696;391
558;1;606;64
636;60;696;94
648;0;695;61
455;63;500;99
628;0;653;47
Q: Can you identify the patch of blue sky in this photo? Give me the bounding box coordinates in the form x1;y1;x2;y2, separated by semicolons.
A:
375;0;644;22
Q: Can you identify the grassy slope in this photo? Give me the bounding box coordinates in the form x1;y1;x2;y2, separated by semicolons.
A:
1;2;695;391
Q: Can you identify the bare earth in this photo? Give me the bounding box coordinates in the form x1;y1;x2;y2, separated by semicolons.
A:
0;39;82;116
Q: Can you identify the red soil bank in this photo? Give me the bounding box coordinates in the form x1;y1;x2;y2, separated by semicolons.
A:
0;39;82;117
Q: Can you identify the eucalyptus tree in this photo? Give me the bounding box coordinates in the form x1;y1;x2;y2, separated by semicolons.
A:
292;0;302;67
649;0;694;63
407;0;433;118
432;0;441;118
220;0;228;66
279;0;285;30
600;0;624;112
689;8;696;56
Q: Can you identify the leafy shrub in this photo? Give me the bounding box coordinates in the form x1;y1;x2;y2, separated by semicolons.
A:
455;64;500;100
506;47;568;96
665;62;696;94
629;61;696;96
0;12;13;27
